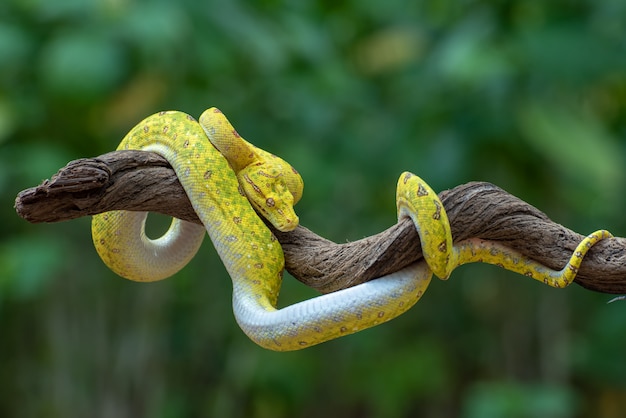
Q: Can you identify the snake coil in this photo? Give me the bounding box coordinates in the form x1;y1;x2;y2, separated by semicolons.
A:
92;108;612;351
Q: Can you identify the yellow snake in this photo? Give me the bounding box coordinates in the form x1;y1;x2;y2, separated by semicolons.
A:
91;108;612;351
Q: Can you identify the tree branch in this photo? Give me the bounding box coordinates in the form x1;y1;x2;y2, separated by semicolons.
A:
15;150;626;295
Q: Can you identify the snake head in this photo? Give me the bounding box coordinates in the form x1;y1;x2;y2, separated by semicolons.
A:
199;107;304;232
238;159;302;232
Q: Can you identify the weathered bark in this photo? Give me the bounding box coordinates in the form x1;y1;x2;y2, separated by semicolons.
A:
15;150;626;294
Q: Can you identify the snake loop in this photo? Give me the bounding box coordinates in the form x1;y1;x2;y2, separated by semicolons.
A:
91;109;612;351
397;172;612;288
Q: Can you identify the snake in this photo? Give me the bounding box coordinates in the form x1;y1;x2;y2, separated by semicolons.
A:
91;108;613;351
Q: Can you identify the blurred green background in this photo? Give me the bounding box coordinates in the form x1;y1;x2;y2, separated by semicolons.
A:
2;0;626;417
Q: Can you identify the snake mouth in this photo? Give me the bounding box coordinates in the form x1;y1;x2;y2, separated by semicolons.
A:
277;215;299;232
246;198;298;232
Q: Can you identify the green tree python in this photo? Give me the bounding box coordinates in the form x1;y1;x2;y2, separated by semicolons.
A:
91;108;612;351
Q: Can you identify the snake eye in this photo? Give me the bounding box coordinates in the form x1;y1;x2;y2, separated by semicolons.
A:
266;197;275;207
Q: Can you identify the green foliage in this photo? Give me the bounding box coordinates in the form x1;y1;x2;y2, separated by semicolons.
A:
2;0;626;417
463;382;578;418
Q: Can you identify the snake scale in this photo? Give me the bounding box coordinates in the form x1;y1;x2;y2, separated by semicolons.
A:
91;108;612;351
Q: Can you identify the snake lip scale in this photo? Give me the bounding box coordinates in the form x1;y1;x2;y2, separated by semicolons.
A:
91;108;612;351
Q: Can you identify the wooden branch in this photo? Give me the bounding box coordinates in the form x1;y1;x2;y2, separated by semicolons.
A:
15;150;626;295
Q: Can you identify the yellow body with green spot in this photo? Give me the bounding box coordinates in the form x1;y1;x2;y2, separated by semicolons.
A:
92;108;612;351
396;172;611;287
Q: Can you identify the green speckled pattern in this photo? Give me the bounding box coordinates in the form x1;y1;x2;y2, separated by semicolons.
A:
92;110;612;351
